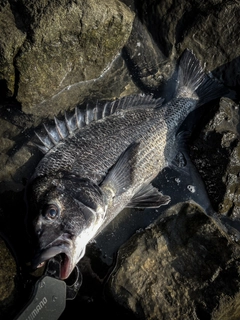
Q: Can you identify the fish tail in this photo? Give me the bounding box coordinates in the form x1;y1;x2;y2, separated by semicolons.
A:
176;49;228;104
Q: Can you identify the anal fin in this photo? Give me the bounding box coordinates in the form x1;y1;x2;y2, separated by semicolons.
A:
127;184;170;208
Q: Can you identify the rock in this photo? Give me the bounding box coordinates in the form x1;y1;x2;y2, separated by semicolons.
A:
0;0;135;117
14;0;134;117
221;141;240;218
208;98;240;217
0;1;26;98
107;203;240;320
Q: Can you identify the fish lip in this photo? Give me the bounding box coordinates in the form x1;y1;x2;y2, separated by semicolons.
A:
32;234;74;279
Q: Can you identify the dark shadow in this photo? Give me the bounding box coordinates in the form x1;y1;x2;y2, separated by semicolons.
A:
0;190;33;320
212;56;240;101
0;80;11;102
8;0;28;34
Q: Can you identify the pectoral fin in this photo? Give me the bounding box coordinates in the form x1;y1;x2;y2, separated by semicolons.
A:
127;184;171;208
101;143;139;199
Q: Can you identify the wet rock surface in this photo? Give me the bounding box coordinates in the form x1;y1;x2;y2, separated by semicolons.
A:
0;0;240;319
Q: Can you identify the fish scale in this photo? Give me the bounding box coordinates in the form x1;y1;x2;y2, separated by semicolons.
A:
27;49;240;281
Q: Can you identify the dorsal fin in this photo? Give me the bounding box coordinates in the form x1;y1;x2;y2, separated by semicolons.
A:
34;94;163;154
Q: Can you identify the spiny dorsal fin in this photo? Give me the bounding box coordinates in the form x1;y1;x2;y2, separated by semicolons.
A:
34;94;163;154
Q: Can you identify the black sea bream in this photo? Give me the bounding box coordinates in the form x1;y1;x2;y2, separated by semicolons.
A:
27;50;239;279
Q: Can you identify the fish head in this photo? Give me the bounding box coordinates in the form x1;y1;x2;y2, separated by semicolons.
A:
27;175;106;279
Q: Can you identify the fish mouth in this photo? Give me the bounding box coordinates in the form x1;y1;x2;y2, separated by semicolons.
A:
32;234;77;279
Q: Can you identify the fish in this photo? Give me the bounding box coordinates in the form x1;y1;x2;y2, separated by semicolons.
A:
26;49;240;280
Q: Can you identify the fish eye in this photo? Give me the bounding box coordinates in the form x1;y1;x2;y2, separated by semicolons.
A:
43;204;59;220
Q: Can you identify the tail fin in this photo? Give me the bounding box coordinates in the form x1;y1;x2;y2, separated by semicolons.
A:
176;49;205;96
176;49;228;104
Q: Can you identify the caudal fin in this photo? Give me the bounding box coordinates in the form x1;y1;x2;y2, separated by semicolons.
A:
176;49;228;104
176;49;204;95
